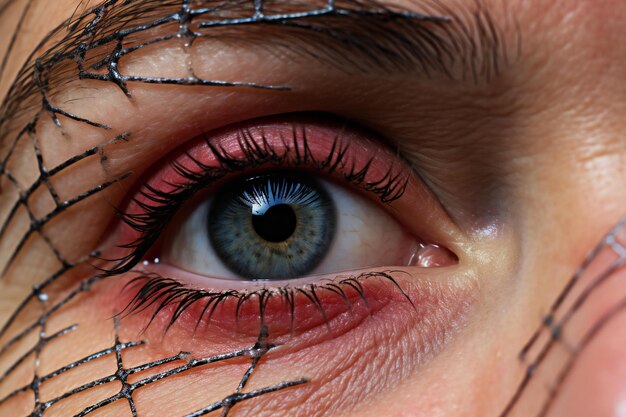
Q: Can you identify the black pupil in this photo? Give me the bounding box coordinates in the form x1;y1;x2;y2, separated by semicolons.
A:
252;204;297;243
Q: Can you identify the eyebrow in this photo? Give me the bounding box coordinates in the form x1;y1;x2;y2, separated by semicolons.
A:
0;0;510;131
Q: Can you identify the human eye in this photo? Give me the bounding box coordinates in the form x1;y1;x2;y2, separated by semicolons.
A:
103;114;459;338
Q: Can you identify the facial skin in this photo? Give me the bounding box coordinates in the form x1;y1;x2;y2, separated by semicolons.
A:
0;0;625;416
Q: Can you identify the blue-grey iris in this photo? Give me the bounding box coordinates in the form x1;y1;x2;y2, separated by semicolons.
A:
208;172;336;280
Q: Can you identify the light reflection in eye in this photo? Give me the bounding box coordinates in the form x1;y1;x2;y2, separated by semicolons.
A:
209;171;337;280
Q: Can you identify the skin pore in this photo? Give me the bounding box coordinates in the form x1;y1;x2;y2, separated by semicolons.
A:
0;0;625;416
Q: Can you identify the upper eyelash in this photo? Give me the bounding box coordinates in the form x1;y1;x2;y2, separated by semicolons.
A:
106;120;409;275
117;270;415;336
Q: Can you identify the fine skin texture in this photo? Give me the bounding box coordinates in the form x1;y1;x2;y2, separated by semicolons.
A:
0;0;625;417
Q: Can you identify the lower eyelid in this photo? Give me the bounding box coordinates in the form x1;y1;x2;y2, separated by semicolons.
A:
109;266;474;348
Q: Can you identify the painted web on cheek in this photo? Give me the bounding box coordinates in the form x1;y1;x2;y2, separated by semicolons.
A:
497;218;626;417
0;0;622;416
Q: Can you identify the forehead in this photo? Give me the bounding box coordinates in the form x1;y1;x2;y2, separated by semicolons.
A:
0;0;624;105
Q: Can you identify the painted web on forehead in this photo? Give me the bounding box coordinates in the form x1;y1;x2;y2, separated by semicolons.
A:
0;0;623;416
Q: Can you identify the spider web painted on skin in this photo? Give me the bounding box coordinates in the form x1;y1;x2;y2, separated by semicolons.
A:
0;318;306;416
0;0;616;416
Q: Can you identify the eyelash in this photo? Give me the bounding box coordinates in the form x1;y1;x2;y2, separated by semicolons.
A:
118;270;414;336
108;120;409;276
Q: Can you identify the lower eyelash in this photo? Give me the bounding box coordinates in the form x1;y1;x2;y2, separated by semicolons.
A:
116;270;415;338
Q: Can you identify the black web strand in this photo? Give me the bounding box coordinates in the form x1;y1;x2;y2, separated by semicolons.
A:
0;341;143;406
0;0;334;200
0;265;70;345
113;318;138;417
0;271;105;371
535;294;626;417
519;218;626;361
31;330;160;416
0;126;129;267
43;98;112;130
30;307;50;415
0;314;80;417
0;131;120;259
187;378;309;417
3;0;310;120
0;171;131;277
35;319;296;417
0;169;73;270
221;325;275;416
507;273;625;415
30;132;63;206
0;324;77;385
498;218;626;417
0;0;509;137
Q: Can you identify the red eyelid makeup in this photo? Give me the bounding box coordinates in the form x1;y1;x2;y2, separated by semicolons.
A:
114;116;450;252
104;115;462;342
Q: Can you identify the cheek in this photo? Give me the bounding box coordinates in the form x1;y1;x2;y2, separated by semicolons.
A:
548;311;626;417
519;239;626;417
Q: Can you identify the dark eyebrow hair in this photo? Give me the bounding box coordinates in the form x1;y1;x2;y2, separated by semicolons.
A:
0;0;511;143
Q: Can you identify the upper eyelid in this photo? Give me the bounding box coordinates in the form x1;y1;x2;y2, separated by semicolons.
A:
103;116;467;280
